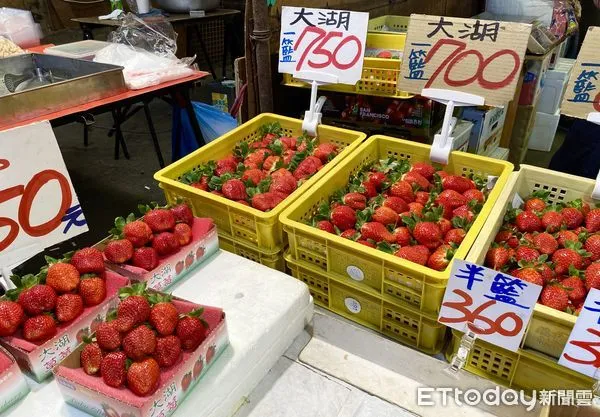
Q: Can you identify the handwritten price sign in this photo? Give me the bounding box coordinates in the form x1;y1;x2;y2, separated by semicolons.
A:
561;27;600;119
0;122;87;263
278;7;369;85
438;260;541;352
559;289;600;378
398;14;532;107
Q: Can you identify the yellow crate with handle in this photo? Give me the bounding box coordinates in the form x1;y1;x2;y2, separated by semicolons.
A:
154;113;366;253
368;15;410;34
466;165;600;360
279;135;514;315
218;234;285;271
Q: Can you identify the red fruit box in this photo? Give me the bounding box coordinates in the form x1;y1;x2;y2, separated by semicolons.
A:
102;218;219;291
54;298;228;417
0;271;129;382
0;345;30;412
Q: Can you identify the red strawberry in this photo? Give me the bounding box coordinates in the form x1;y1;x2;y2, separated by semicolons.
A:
237;200;250;206
191;177;209;190
512;268;543;286
540;285;569;311
70;247;105;274
150;299;179;336
435;189;467;209
562;275;586;304
408;202;424;217
343;193;367;210
427;245;454;271
0;301;23;336
22;315;56;343
360;222;395;243
463;189;485;203
81;342;103;375
452;205;474;222
340;229;358;240
173;223;192;246
438;218;452;235
383;196;409;214
552;247;583;275
170;203;194;226
193;357;204;379
515;211;542;232
270;174;297;195
330;206;356;231
79;276;106;306
585;234;600;261
176;311;208;350
271;168;294;180
403;171;430;191
585;263;600;291
372;207;398;226
436;170;449;179
394;245;430;266
18;284;56;315
127;357;161;396
123;325;157;360
561;207;584;229
313;143;338;163
366;172;387;190
541;211;562;233
485;247;510;270
222;179;247;200
154;335;182;368
262;155;281;171
357;240;376;248
181;372;192;392
316;220;335;233
293;156;322;180
215;157;237;176
124;221;153;247
495;230;514;244
410;162;435;181
442;175;475;193
280;136;297;150
413;222;442;250
393;227;411;246
389;180;414;203
96;322;121;351
46;262;80;293
415;191;430;206
152;232;180;256
206;345;216;363
524;198;546;212
361;181;378;198
445;228;466;245
251;192;278;211
56;294;84;323
116;291;151;333
132;247;159;271
557;230;579;247
515;246;540;263
144;209;176;233
104;239;134;264
533;233;558;255
101;351;127;388
241;168;265;186
586;209;600;232
538;263;555;283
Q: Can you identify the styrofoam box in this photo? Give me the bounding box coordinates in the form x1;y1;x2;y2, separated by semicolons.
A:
538;66;573;114
527;109;561;152
436;119;473;152
487;146;509;161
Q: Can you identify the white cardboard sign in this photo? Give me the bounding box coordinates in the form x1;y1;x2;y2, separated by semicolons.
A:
278;6;369;85
438;259;542;352
0;121;88;264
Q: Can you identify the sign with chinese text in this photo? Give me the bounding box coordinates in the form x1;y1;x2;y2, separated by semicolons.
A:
0;122;87;263
278;7;369;85
559;288;600;378
438;260;542;352
560;27;600;119
398;15;532;107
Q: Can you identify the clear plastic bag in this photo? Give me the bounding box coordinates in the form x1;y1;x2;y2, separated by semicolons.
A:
107;13;178;58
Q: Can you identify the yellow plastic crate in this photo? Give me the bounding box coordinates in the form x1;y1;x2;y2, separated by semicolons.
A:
154;113;365;252
368;15;410;33
280;135;514;315
285;252;447;354
446;330;594;394
219;234;285;272
282;33;413;99
466;165;600;359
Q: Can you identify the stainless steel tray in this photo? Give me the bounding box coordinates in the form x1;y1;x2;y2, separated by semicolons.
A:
0;53;126;126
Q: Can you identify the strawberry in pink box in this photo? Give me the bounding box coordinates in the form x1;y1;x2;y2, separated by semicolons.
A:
0;248;129;381
54;282;229;417
99;202;219;291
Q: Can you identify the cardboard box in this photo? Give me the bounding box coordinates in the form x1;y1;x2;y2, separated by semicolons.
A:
102;218;219;292
0;271;129;382
54;296;229;417
487;146;510;161
0;346;29;412
462;106;506;155
519;51;553;105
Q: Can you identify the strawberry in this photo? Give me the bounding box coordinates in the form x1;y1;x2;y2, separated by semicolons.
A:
149;296;179;336
408;202;424;217
316;220;335;233
251;192;278;211
81;342;103;375
522;232;535;244
562;275;586;304
241;168;265;186
442;175;475;193
414;191;429;206
173;223;192;246
152;232;180;256
586;209;600;233
445;228;466;245
533;233;558;255
427;245;454;271
512;268;543;286
436;170;449;179
366;172;387;190
293;156;322;180
357;239;376;248
127;358;160;397
104;239;134;264
237;200;250;206
23;315;56;343
585;263;600;291
313;143;338;163
123;220;153;247
452;205;474;222
46;262;80;293
270;175;297;195
524;198;546;212
154;335;182;368
585;234;600;261
394;245;430;266
262;155;281;171
343;193;367;210
0;301;23;336
96;321;122;351
176;309;208;350
101;351;127;388
280;136;297;150
561;207;584;229
361;181;378;198
541;211;562;233
403;171;430;191
538;263;555;283
330;206;356;231
215;156;237;176
438;218;452;235
383;196;409;214
435;189;467;209
515;211;542;233
495;230;514;245
340;229;358;240
556;230;579;247
271;168;294;180
244;149;270;168
144;209;176;233
191;177;209;190
170;203;194;226
79;276;106;306
116;285;151;333
70;247;105;274
220;179;247;200
540;285;569;311
412;222;442;250
389;180;414;203
56;294;84;323
360;222;395;243
463;189;485;203
372;207;398;226
18;284;56;315
132;247;159;271
552;245;584;275
515;246;540;262
123;325;157;360
393;227;411;246
410;162;436;181
485;247;510;269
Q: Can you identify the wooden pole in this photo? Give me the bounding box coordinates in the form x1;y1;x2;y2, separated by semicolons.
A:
250;0;273;113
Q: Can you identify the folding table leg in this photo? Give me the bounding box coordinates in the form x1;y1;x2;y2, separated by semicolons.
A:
111;108;130;160
143;101;165;168
194;25;218;80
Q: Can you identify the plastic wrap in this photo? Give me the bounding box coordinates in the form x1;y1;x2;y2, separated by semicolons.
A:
0;8;41;48
107;13;178;57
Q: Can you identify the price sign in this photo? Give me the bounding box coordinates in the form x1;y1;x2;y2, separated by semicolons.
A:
438;260;542;352
0;122;88;263
560;27;600;120
398;14;532;107
278;7;369;85
559;289;600;378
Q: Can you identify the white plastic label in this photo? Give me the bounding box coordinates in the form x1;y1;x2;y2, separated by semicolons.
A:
512;193;524;209
346;265;365;281
344;297;362;314
487;175;498;190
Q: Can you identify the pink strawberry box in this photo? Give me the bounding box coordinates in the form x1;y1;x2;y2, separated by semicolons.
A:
103;218;219;291
0;271;129;382
54;298;229;417
0;345;30;412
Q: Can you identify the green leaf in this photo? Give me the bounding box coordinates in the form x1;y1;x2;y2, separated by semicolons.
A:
256;178;272;193
44;255;59;265
236;162;247;176
137;204;150;215
10;274;22;288
377;241;397;254
531;190;551;200
268;139;284;156
233;141;250;160
402;214;417;231
126;213;136;223
258;121;283;138
187;307;205;318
